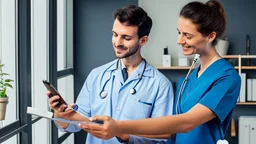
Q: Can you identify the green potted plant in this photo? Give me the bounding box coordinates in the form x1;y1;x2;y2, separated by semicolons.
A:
0;64;14;120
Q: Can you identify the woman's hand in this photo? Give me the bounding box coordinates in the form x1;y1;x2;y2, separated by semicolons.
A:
78;115;120;140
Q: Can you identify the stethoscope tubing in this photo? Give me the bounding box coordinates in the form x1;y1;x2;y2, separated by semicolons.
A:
99;59;147;99
175;58;198;114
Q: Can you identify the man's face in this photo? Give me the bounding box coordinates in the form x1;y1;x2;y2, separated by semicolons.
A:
112;19;141;59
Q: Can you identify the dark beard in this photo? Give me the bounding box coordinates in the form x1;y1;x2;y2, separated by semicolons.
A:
115;44;140;59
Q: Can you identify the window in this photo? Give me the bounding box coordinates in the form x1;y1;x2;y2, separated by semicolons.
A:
1;0;74;143
30;0;51;143
56;0;74;143
57;0;73;71
0;0;32;143
0;2;19;143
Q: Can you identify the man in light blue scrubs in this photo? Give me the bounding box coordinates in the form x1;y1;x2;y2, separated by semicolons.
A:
48;4;174;144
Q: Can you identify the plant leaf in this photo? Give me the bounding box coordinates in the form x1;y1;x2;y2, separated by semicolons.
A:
0;91;6;97
4;83;13;88
5;79;14;82
0;64;4;68
0;88;6;97
0;73;9;76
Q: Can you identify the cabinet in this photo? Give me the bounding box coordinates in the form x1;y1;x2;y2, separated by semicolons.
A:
155;55;256;105
239;116;256;144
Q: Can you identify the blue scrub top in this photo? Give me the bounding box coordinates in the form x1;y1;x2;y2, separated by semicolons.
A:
173;59;241;144
61;59;174;144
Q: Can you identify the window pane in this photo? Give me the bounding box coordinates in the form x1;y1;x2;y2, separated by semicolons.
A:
61;133;74;144
66;0;73;69
0;0;18;127
1;132;18;144
57;75;74;143
30;0;50;143
57;75;74;105
57;0;65;70
57;0;73;71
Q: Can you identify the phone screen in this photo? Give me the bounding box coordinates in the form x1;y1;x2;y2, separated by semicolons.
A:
42;80;67;105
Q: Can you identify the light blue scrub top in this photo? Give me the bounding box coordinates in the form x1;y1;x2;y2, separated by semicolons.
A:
172;59;241;144
62;59;174;144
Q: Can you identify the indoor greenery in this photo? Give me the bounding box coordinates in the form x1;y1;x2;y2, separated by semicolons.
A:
0;64;14;98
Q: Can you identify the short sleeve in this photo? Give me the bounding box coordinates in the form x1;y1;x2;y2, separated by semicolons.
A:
199;72;241;123
63;70;95;132
75;70;95;117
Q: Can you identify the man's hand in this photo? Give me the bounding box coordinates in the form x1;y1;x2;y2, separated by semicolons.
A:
47;91;79;128
78;116;120;140
47;91;74;118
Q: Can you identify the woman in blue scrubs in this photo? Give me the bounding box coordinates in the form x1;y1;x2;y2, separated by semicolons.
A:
80;1;241;143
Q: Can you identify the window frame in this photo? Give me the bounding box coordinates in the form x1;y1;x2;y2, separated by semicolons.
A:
0;0;32;143
0;0;74;143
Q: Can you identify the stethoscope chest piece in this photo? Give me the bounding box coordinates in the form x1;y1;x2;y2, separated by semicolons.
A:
100;90;108;99
130;88;136;95
216;139;229;144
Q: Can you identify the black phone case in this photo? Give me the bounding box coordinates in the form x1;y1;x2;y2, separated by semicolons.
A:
42;80;67;105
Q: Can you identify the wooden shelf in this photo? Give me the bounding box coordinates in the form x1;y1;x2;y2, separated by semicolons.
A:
155;54;256;70
237;102;256;105
156;66;256;70
222;55;256;59
222;55;239;58
234;66;256;70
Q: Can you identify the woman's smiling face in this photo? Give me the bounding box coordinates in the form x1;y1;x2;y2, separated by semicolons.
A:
177;16;211;56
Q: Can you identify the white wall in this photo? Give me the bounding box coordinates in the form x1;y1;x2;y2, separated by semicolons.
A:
139;0;207;66
0;0;18;143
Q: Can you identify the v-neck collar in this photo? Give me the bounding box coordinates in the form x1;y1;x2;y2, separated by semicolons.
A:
179;58;225;113
195;58;223;79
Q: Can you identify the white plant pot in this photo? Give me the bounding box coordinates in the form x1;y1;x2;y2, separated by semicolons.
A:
0;97;9;120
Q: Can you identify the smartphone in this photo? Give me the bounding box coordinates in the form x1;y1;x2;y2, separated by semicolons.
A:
42;80;67;106
42;80;104;124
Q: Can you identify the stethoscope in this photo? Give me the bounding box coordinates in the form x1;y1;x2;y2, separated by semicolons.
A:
175;54;228;144
99;58;147;99
175;54;200;115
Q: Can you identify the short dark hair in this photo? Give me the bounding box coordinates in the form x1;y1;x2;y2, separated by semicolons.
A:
180;0;226;46
113;4;152;38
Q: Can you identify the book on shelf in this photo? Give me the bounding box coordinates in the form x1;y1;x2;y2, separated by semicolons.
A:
239;73;246;102
247;79;252;101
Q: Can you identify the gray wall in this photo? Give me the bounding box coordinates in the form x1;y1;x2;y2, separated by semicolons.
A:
222;0;256;66
221;1;256;144
222;0;256;55
74;0;137;143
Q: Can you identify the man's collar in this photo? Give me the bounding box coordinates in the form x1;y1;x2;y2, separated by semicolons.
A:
106;59;154;78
